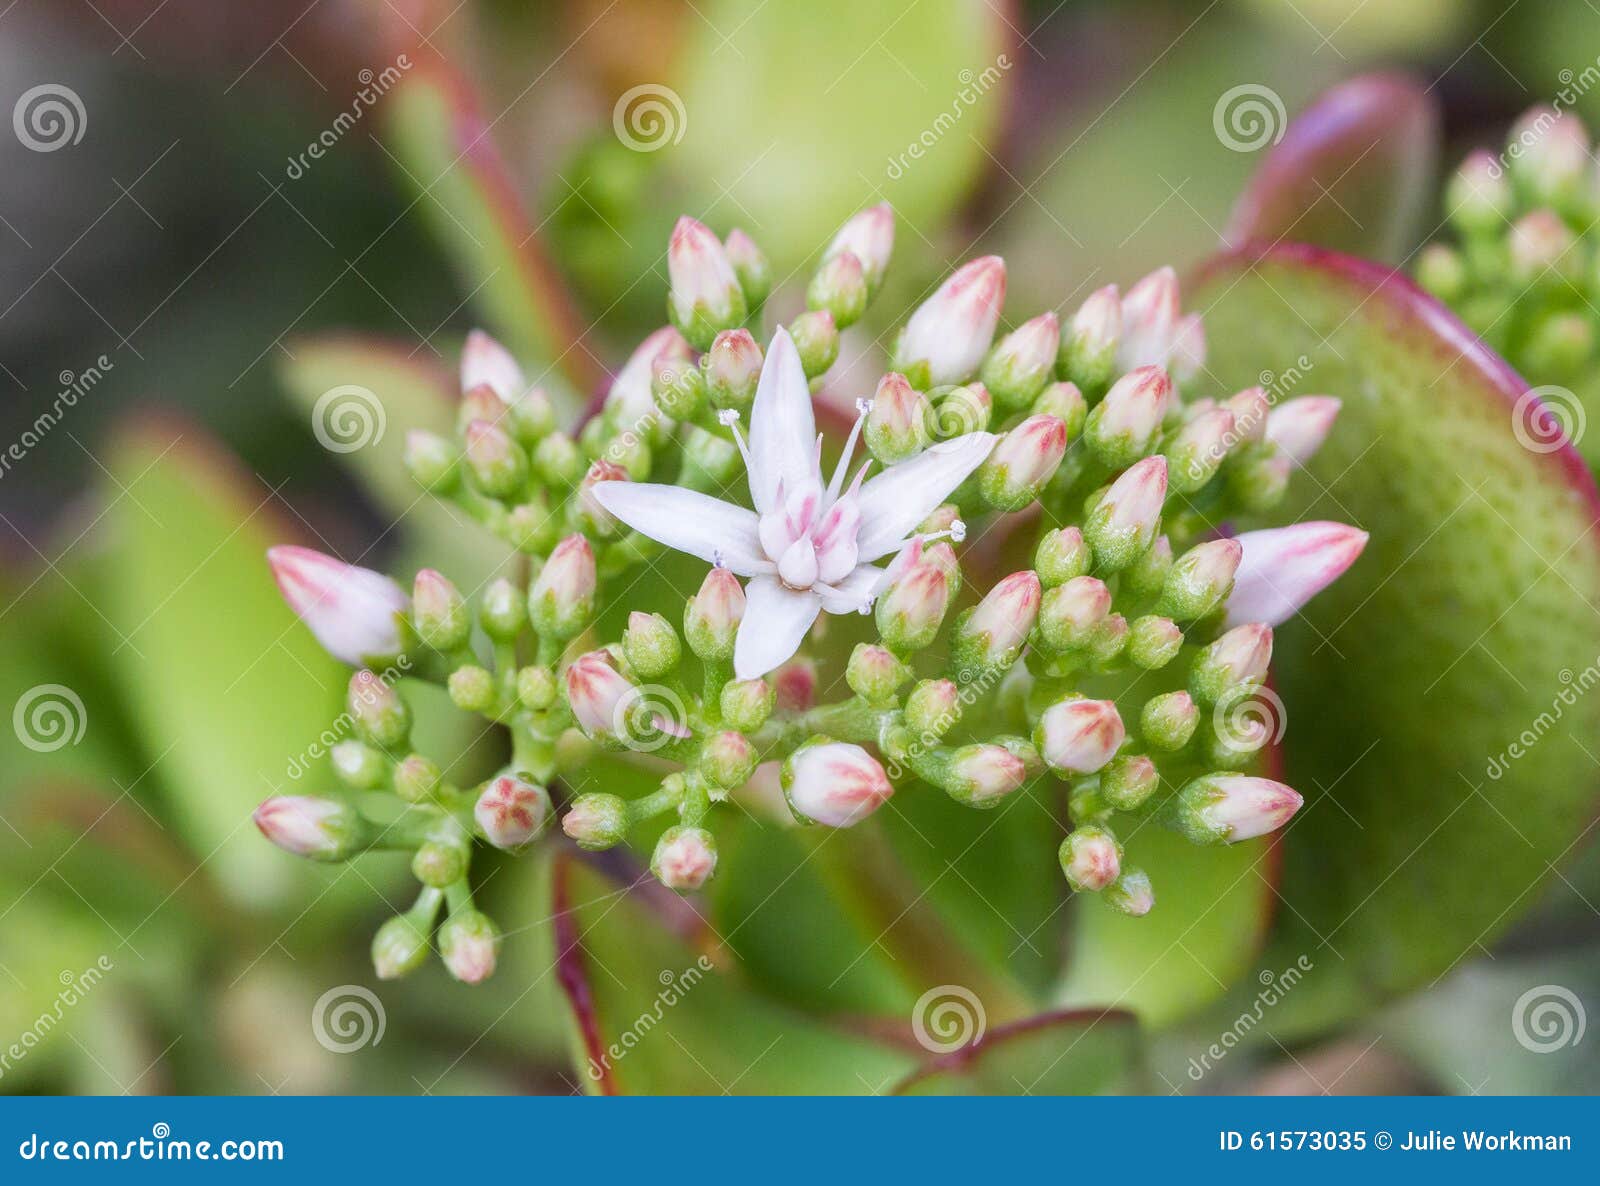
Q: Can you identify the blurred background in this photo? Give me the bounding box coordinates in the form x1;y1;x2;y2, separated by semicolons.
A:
3;0;1600;1094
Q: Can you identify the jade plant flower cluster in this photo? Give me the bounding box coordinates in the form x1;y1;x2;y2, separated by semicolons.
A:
255;204;1367;984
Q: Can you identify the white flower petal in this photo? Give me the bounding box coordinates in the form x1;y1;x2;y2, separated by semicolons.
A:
588;483;766;575
734;576;822;679
747;328;819;514
816;564;886;614
1225;521;1368;627
853;432;996;561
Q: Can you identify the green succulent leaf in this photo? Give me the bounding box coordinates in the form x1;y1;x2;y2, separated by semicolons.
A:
892;1008;1143;1095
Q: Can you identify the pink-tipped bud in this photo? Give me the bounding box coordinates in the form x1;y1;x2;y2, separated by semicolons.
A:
1158;537;1242;622
457;383;504;432
896;255;1007;386
946;743;1028;808
267;545;408;667
1509;209;1576;284
684;567;746;661
578;459;628;536
564;650;636;736
1117;266;1180;372
782;740;893;827
977;413;1067;510
1085;456;1167;570
1226;521;1368;628
1169;312;1206;385
1059;825;1121;891
875;561;950;652
607;325;692;425
982;312;1060;408
474;775;551;849
668;216;746;347
652;825;718;891
904;678;961;739
529;534;596;639
1447;148;1514;235
1190;624;1273;704
254;795;363;860
1222;386;1272;443
412;568;469;650
807;250;868;328
724;227;772;307
1266;396;1341;467
955;570;1042;669
463;418;528;497
825;202;895;291
1038;575;1112;651
1175;774;1303;844
1086;365;1171;466
1035;697;1125;774
461;329;523;403
773;658;817;712
1060;284;1121;388
1105;868;1154;916
705;328;764;412
701;730;756;789
1509;106;1590;206
865;371;932;463
563;793;630;851
439;910;500;983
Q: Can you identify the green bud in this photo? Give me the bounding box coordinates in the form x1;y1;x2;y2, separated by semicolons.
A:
1140;690;1198;751
846;644;909;704
1121;535;1173;601
1084;456;1166;572
875;560;949;651
720;678;775;732
623;611;682;679
404;430;458;492
412;840;468;888
933;384;993;437
1085;613;1129;666
392;753;442;803
1524;310;1595;378
701;731;757;790
438;909;500;984
1037;576;1110;652
684;568;744;663
652;825;719;891
703;329;763;413
1031;381;1087;439
1447;149;1514;238
507;387;556;444
807;250;868;328
331;739;388;790
1035;526;1092;587
788;310;839;378
505;495;561;554
904;679;961;740
1224;450;1290;513
653;356;707;421
682;425;741;485
1126;615;1183;670
463;420;529;498
516;665;559;712
528;535;596;640
1059;823;1122;892
1104;867;1154;916
372;913;432;980
413;569;470;650
1058;285;1120;393
480;577;528;641
865;373;932;463
448;664;497;714
532;432;583;488
1415;242;1468;303
562;793;630;851
1157;538;1242;622
981;313;1059;409
1100;753;1159;811
725;228;772;309
349;670;409;748
977;413;1065;510
1188;623;1272;706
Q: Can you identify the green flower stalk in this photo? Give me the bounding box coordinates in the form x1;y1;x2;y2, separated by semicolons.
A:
258;203;1372;983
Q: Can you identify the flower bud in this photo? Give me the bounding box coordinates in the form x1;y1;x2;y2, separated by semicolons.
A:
331;740;387;789
1172;774;1303;844
773;659;817;712
474;775;551;849
1222;386;1272;443
349;669;410;748
1121;534;1173;601
932;383;991;436
479;577;528;641
825;203;894;292
977;414;1067;510
704;328;763;412
1032;381;1087;438
981;312;1060;408
685;567;745;661
623;611;682;679
1416;242;1468;302
1140;690;1198;750
412;840;468;887
846;643;909;703
507;386;556;444
1101;754;1159;811
904;678;960;739
1508;209;1577;286
448;664;497;713
782;739;894;827
921;541;962;595
1117;266;1180;372
372;914;431;980
701;730;756;789
439;909;500;983
457;384;503;433
1189;624;1273;705
1447;149;1514;237
565;650;636;737
1509;106;1589;212
1084;456;1167;571
653;353;708;421
1059;284;1120;391
1085;365;1170;467
720;678;775;732
864;372;933;463
1086;612;1129;666
1035;526;1091;587
807;250;868;328
563;793;630;850
254;795;365;860
944;743;1027;808
529;535;596;639
516;665;558;712
268;546;409;667
1226;450;1291;513
1169;313;1206;385
954;570;1041;670
392;753;441;803
1104;868;1154;916
1035;698;1125;775
1158;538;1242;622
1168;406;1236;493
895;255;1006;387
875;561;949;651
412;568;469;650
1037;575;1111;652
606;326;691;428
652;825;718;891
1264;396;1340;467
788;310;839;377
463;419;529;498
1126;614;1182;670
668;216;747;349
461;329;523;403
404;429;458;492
1524;310;1595;377
724;228;771;309
1059;824;1121;892
1225;522;1368;627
